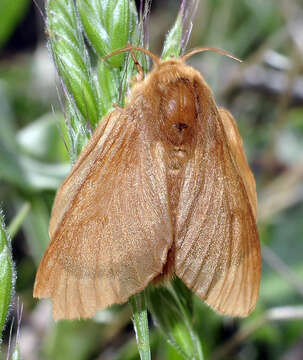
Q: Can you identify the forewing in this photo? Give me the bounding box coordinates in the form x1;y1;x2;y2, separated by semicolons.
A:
219;108;257;218
34;109;172;320
175;107;261;317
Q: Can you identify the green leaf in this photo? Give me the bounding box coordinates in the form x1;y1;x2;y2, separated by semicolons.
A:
65;98;91;161
0;0;30;48
0;82;17;151
0;140;69;191
46;0;100;128
8;202;31;239
97;62;120;117
0;212;14;339
16;113;69;163
0;142;27;189
22;197;50;264
43;320;102;360
17;156;69;191
77;0;130;67
77;0;145;111
162;11;183;59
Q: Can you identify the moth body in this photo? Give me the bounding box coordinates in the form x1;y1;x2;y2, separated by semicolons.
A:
34;55;261;320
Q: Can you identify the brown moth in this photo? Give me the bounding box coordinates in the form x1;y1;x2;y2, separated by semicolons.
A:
34;46;261;321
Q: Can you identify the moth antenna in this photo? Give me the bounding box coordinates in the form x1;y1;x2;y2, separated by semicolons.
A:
182;47;242;63
103;45;160;66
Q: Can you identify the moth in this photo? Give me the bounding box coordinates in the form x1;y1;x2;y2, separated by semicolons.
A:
34;46;261;320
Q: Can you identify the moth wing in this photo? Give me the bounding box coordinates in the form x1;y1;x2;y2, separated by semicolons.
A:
175;107;261;317
34;109;172;320
219;108;257;218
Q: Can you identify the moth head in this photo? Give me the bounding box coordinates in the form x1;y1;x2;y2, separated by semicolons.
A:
103;45;242;81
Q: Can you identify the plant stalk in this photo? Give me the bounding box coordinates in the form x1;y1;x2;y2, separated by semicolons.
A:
129;292;151;360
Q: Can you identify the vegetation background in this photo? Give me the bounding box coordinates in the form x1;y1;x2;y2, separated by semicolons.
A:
0;0;303;359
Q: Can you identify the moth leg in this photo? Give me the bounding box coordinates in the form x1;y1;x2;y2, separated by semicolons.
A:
129;48;144;81
113;103;123;111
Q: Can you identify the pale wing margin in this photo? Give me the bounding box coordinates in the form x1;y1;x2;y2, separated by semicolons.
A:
175;109;261;317
34;109;173;320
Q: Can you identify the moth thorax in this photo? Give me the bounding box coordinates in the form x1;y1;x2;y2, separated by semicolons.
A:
157;78;198;170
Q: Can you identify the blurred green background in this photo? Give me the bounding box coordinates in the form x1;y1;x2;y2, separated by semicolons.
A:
1;0;303;359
